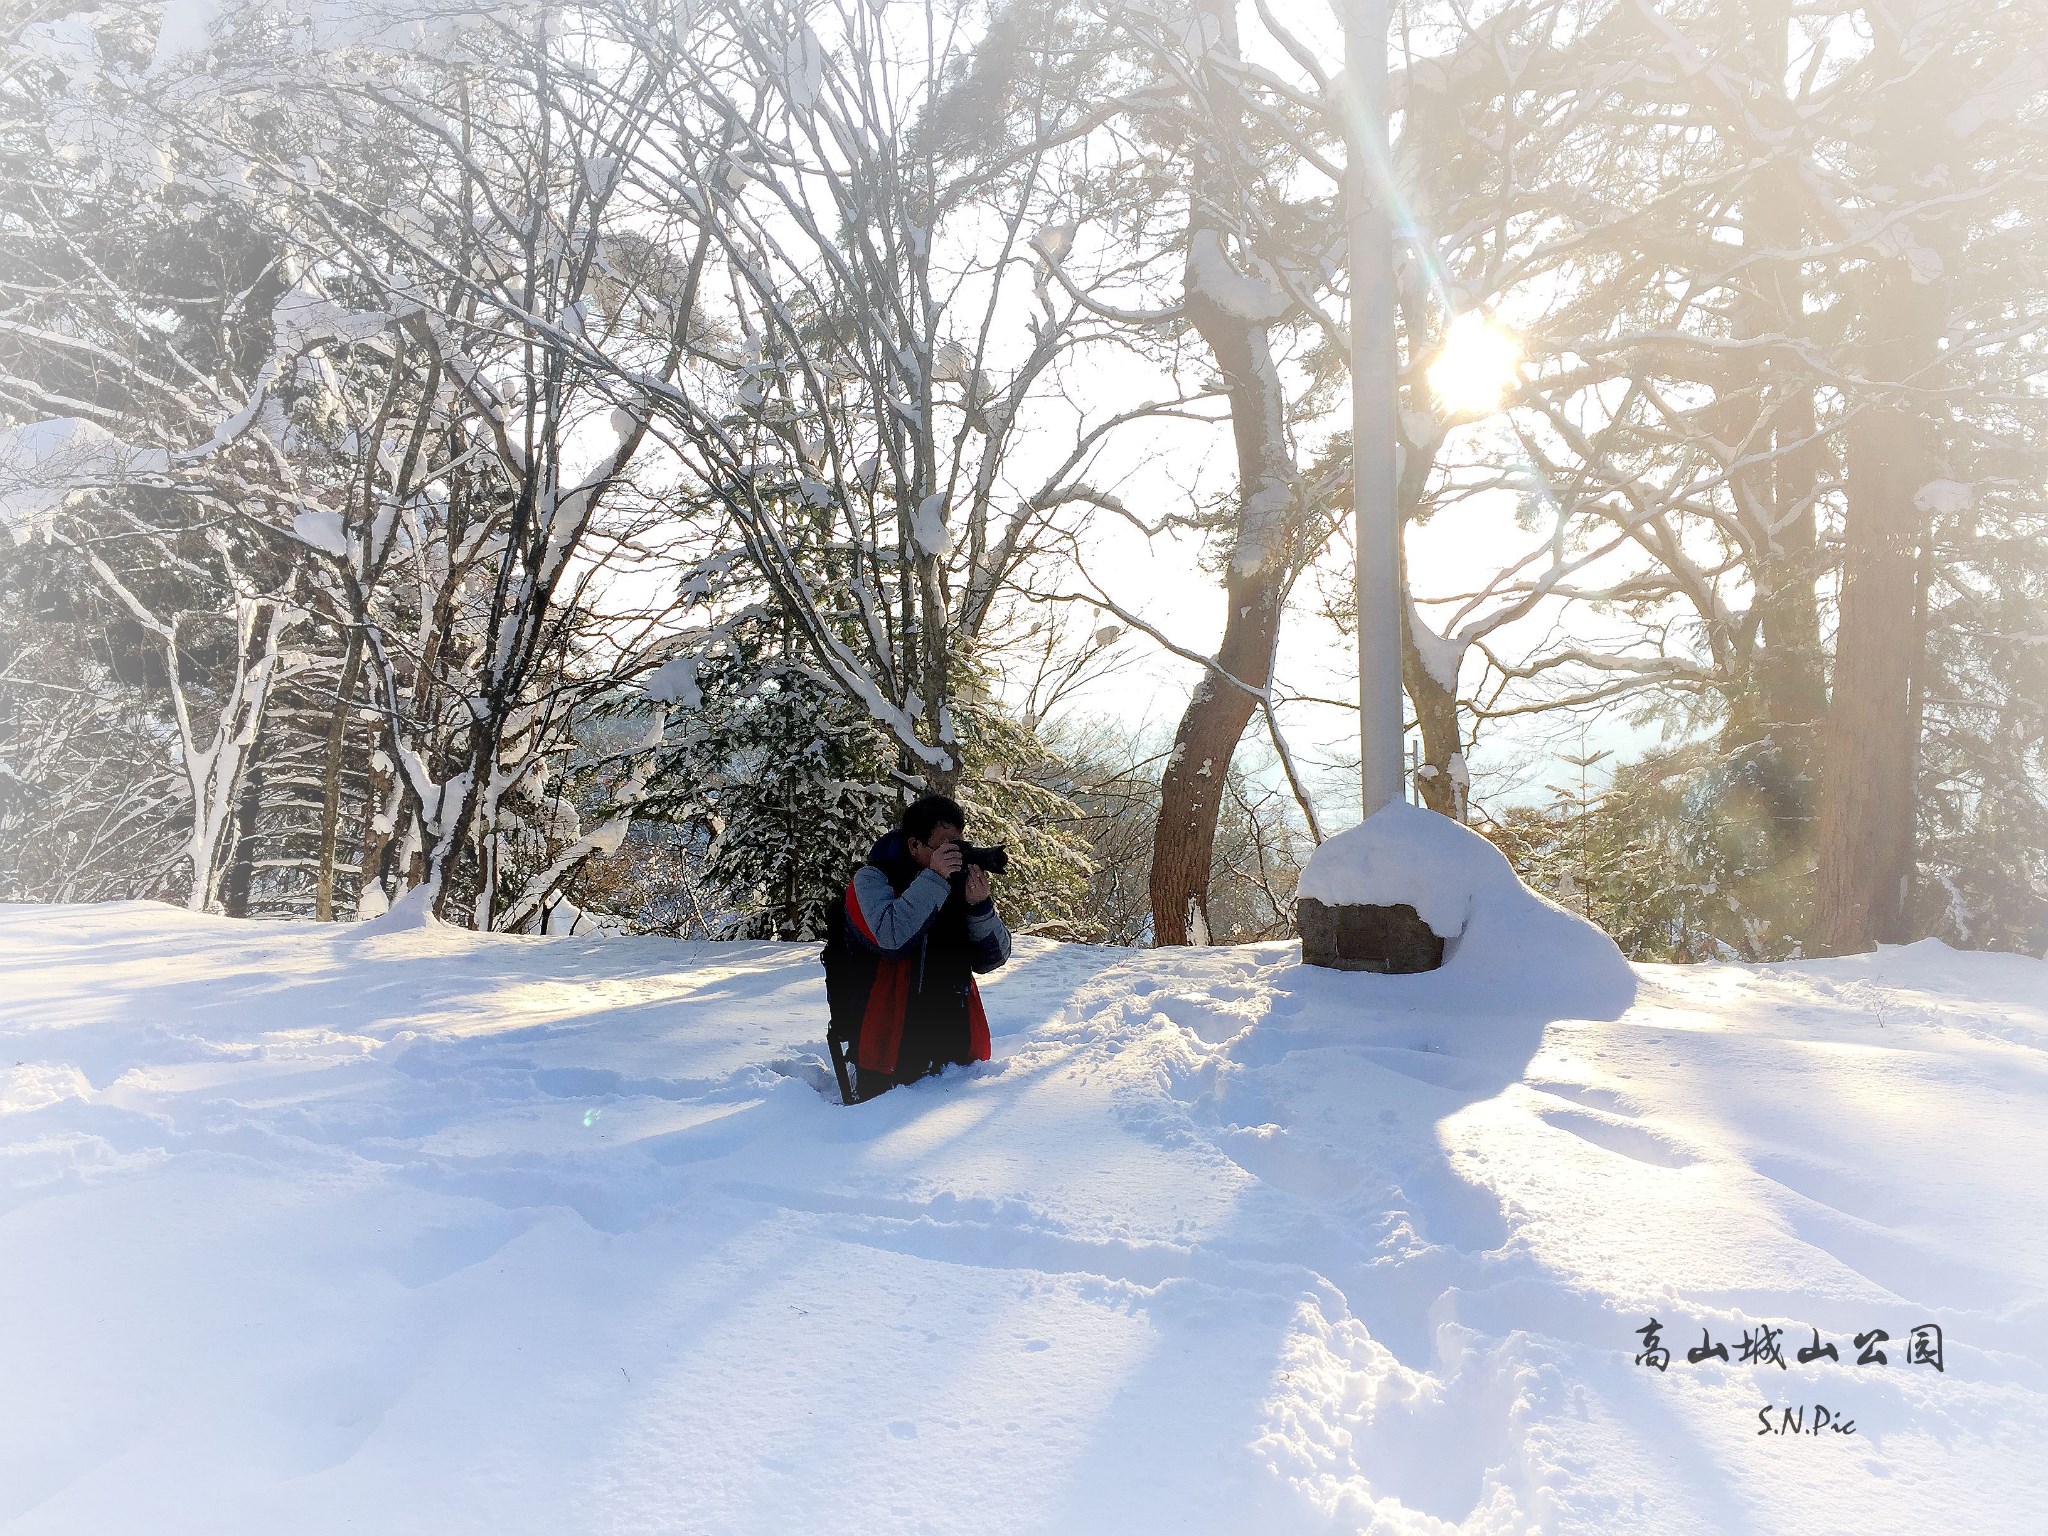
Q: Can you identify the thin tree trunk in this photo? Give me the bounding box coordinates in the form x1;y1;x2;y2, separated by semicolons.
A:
356;751;401;916
181;597;287;914
220;718;266;919
1753;379;1826;738
314;629;364;921
918;571;960;799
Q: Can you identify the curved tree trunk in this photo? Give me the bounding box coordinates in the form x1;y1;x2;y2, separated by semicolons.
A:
1148;0;1299;947
1150;567;1289;946
1400;606;1464;819
1393;432;1460;818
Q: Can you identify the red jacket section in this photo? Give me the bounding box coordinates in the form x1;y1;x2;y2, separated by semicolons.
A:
840;880;991;1075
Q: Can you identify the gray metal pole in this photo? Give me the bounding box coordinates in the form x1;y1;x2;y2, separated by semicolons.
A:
1348;0;1405;819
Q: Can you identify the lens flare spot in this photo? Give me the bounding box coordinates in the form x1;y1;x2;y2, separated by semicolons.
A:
1428;311;1521;418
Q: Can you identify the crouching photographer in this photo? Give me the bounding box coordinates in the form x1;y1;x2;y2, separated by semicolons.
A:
820;795;1013;1102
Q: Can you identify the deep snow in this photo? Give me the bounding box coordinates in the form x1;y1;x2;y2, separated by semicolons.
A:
1;901;2044;1533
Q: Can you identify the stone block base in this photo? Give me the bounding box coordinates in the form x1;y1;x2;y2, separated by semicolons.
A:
1298;897;1445;973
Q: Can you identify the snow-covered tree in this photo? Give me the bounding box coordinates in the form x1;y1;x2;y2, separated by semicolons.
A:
2;9;315;909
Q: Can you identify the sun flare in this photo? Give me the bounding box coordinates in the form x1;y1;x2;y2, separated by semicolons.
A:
1428;312;1522;418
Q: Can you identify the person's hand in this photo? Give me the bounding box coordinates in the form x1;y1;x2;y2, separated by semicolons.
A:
927;841;964;879
964;865;992;905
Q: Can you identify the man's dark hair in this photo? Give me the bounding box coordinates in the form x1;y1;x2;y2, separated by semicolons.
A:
902;794;966;843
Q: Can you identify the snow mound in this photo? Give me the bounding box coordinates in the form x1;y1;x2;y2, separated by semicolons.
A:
352;884;440;935
1297;801;1634;1017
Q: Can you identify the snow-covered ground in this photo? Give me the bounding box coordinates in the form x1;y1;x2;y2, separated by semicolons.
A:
2;899;2044;1533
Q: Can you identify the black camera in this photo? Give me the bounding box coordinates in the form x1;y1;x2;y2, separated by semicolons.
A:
956;841;1009;876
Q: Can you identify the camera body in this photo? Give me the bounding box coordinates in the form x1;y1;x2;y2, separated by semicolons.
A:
956;841;1009;876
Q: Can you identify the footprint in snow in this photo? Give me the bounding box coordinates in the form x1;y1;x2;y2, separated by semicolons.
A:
1528;1080;1642;1118
1533;1103;1696;1168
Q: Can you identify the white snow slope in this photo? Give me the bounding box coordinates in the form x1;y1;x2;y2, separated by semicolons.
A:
1;900;2044;1534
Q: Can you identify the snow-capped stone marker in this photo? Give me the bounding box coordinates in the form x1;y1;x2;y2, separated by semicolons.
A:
1296;801;1493;973
1293;802;1635;1008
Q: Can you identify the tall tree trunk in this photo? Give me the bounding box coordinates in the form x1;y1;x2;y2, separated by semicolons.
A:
1716;11;1829;950
1811;264;1940;951
1148;0;1298;947
1725;0;1827;757
1812;63;1948;953
1669;0;1829;955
